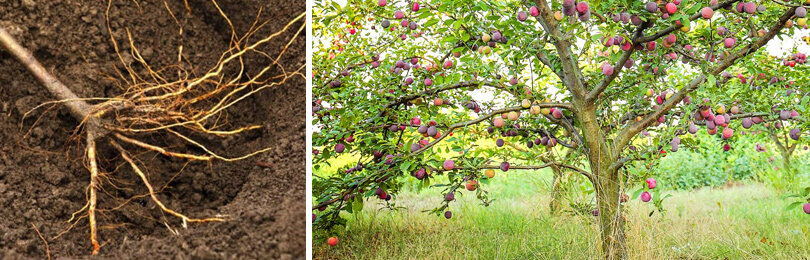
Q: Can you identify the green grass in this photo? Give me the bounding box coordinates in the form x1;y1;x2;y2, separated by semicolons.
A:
314;169;810;259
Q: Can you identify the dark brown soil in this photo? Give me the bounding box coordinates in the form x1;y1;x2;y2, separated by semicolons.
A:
0;0;304;259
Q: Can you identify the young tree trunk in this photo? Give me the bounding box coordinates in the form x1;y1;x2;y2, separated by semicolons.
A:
594;165;626;259
770;131;796;183
577;105;627;259
781;147;796;183
549;164;563;215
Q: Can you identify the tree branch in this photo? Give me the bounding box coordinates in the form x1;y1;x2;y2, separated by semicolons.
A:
473;162;593;180
612;7;795;154
384;80;497;109
412;103;571;154
636;0;743;43
586;21;650;102
531;0;587;99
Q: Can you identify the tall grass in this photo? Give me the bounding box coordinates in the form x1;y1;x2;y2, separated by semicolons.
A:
314;169;810;259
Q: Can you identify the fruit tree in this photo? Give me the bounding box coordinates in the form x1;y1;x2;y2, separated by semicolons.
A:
312;0;808;258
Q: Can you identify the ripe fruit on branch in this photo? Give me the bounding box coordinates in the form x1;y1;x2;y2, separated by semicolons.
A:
443;159;455;170
743;2;756;14
701;7;713;19
500;161;510;172
646;178;657;189
530;105;541;115
722;127;733;139
645;2;658;13
493;118;505;128
521;99;531;108
508;111;519;121
517;11;528;22
724;38;736;48
790;128;801;140
665;3;677;14
641;191;652;202
552;109;563;119
601;62;614;76
485;169;495;178
466;180;478;191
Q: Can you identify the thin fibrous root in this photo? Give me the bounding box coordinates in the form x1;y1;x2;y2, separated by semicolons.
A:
110;140;226;228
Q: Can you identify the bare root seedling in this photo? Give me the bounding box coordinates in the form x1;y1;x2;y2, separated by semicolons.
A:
0;1;305;255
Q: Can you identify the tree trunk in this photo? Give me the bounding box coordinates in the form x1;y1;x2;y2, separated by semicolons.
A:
594;165;627;259
781;147;796;183
577;105;626;259
769;130;796;183
549;164;563;214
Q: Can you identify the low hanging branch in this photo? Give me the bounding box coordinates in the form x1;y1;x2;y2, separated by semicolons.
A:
412;103;572;154
474;163;592;180
0;9;305;255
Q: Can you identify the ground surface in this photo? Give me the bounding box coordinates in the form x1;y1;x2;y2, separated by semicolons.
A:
0;0;304;258
314;169;810;259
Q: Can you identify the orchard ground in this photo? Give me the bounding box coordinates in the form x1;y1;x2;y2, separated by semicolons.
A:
313;138;810;259
314;172;810;259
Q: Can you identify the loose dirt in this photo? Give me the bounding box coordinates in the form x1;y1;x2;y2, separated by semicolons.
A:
0;0;304;258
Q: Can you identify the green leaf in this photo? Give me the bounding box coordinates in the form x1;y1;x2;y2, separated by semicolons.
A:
352;197;364;212
400;161;412;173
632;188;643;199
786;201;804;211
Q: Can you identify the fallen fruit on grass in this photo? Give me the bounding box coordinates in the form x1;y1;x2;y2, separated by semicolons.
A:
328;237;338;246
804;203;810;214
